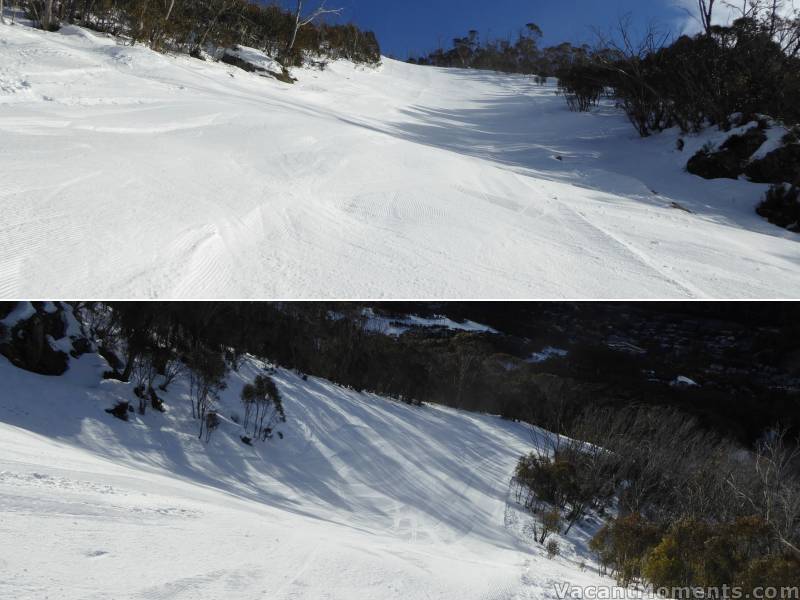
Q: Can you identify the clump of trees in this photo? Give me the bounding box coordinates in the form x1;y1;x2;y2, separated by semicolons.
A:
758;184;800;231
412;4;799;138
514;404;800;594
409;24;597;80
76;301;800;447
552;2;800;135
15;0;380;67
556;61;606;112
186;342;228;441
241;374;285;441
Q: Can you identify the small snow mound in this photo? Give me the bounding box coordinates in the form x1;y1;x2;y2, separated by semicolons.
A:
223;46;283;76
671;375;699;387
528;347;568;363
57;25;116;46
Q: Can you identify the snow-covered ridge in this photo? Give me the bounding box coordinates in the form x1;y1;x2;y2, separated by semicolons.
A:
0;324;637;599
2;23;800;297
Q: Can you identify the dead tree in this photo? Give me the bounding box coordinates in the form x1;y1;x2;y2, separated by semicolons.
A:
287;0;342;53
696;0;717;35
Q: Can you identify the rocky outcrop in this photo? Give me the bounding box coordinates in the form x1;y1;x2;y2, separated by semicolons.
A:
0;302;92;376
221;49;295;84
687;127;768;180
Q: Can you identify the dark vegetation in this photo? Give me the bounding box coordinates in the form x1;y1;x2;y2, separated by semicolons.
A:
76;302;287;442
514;407;800;594
758;184;800;231
240;374;285;441
14;0;380;67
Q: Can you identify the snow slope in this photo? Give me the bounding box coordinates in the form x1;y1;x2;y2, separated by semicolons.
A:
2;23;799;298
0;346;634;599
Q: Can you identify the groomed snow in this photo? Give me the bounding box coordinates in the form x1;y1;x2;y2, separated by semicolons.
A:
0;351;640;599
1;23;799;298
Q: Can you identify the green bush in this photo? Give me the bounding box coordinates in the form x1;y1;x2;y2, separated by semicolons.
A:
642;517;776;590
590;514;663;585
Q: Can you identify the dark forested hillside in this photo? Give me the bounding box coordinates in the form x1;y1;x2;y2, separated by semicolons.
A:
14;0;381;66
3;301;795;447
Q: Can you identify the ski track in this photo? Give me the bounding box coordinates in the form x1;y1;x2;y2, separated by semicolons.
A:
1;24;799;297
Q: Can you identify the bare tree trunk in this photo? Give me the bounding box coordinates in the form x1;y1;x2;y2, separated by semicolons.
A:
288;0;303;53
287;0;342;54
1;0;6;25
699;0;716;34
43;0;54;29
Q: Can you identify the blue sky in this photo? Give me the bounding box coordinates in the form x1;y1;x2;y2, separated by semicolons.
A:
285;0;704;58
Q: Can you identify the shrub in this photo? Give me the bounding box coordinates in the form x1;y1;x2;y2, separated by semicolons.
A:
546;539;560;559
590;514;663;585
538;509;562;544
746;144;800;185
515;453;577;509
204;411;220;442
738;555;800;590
105;401;130;421
557;63;605;112
643;516;776;590
642;519;712;588
149;387;165;412
241;374;285;440
757;185;800;231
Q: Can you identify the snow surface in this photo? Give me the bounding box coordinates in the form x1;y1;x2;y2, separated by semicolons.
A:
671;375;699;387
528;347;569;363
223;45;283;75
2;23;799;298
0;347;643;599
362;308;497;336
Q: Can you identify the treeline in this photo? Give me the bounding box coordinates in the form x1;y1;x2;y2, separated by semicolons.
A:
411;2;800;138
557;14;800;136
408;23;591;80
514;406;800;592
76;302;800;444
81;302;285;442
15;0;380;66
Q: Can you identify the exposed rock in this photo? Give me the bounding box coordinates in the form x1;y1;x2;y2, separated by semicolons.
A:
99;345;124;371
746;144;800;185
0;302;94;374
687;127;767;180
0;304;69;375
221;50;295;84
70;337;92;358
221;51;260;73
